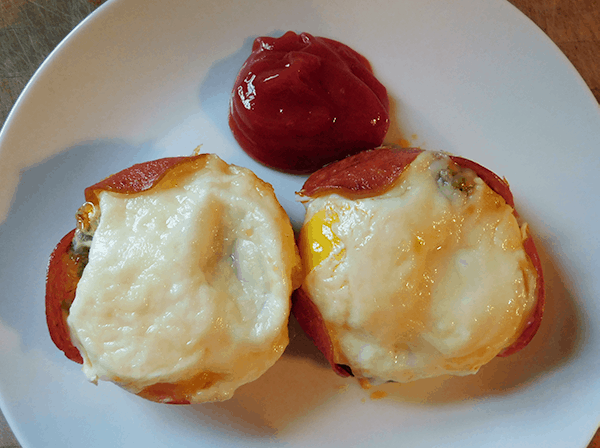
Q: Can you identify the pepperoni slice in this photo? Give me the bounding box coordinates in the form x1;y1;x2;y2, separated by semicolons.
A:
46;229;84;364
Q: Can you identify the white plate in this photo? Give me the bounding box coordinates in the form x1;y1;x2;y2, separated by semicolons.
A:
1;0;599;446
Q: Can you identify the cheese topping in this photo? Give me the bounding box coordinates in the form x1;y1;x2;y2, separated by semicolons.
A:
298;151;537;382
68;155;301;403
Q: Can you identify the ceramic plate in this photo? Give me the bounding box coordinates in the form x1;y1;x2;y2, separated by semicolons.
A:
1;0;599;446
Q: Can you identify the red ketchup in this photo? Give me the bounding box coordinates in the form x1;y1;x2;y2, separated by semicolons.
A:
229;31;390;174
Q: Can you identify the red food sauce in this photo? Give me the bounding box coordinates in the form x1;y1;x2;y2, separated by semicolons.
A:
229;31;390;174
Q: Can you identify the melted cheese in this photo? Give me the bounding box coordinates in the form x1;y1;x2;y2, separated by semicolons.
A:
68;155;301;403
299;151;537;382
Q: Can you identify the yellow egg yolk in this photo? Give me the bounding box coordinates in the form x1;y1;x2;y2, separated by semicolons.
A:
299;207;345;273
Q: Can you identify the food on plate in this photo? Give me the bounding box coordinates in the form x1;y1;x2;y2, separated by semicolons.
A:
46;153;303;404
293;147;545;382
229;31;390;174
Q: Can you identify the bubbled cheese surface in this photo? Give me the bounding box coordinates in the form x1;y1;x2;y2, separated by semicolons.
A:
299;151;537;383
68;155;301;403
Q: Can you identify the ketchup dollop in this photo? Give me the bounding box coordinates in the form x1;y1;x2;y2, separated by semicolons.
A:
229;31;390;174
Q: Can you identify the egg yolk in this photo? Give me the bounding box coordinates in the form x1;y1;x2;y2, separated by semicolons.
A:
299;207;345;273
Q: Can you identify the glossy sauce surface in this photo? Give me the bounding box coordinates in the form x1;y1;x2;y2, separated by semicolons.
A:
229;31;389;173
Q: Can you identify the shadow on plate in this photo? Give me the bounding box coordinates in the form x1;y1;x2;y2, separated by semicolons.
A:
0;138;163;351
141;317;344;438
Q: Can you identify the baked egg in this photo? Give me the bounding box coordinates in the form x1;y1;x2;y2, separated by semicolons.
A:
294;148;544;383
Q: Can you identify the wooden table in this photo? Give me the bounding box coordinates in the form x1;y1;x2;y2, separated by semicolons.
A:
510;0;600;103
0;1;598;447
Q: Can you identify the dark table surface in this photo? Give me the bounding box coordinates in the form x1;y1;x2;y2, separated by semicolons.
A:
1;0;599;447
